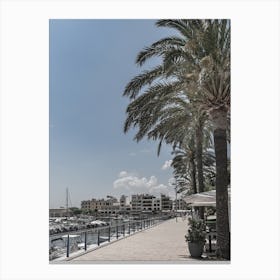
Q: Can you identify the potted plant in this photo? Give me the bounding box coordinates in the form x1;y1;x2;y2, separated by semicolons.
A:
185;218;206;258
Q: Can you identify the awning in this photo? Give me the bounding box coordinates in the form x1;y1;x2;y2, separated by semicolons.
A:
183;189;231;207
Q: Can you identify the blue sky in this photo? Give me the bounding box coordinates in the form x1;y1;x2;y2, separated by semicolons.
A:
49;20;179;208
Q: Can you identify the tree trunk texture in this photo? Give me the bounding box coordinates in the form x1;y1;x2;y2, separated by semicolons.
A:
214;127;230;260
190;156;197;194
196;126;205;219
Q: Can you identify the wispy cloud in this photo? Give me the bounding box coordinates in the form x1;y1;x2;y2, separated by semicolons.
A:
128;152;137;156
161;160;172;170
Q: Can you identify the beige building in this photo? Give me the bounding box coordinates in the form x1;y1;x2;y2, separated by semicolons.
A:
131;194;142;212
131;194;170;212
152;198;161;211
81;196;120;213
81;200;91;211
120;195;127;209
173;198;188;210
141;194;155;212
161;194;173;210
81;194;174;214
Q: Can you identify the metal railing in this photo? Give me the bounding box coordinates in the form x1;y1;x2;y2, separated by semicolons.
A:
49;216;169;260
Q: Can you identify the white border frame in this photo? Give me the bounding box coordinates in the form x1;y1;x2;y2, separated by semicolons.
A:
1;0;279;279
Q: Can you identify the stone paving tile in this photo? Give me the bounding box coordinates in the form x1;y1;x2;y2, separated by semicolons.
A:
68;218;193;262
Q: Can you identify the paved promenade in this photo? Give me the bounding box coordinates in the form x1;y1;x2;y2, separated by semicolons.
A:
66;218;200;263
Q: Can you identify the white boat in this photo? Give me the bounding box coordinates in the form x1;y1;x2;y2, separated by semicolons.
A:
90;220;107;227
61;234;85;250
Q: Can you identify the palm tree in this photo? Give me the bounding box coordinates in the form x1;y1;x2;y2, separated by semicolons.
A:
171;140;216;196
172;137;197;195
123;19;230;259
125;87;210;199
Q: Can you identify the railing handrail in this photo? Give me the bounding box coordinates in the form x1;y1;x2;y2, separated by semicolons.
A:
50;215;171;260
49;216;163;239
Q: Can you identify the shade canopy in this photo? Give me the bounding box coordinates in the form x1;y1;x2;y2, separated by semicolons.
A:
183;189;231;207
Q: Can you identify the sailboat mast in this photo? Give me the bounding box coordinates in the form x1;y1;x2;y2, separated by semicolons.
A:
66;187;69;219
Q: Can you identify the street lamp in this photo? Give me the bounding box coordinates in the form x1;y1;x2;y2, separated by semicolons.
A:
175;185;178;222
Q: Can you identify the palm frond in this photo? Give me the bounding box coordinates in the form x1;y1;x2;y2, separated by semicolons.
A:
135;36;186;66
123;65;164;99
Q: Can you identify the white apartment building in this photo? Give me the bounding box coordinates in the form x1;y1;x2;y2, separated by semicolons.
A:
120;195;127;209
81;200;91;211
161;194;173;210
152;198;161;211
131;194;170;212
81;194;173;213
141;194;155;212
81;196;119;213
173;198;188;210
131;194;143;212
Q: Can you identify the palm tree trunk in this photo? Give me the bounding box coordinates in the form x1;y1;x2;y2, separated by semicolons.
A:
212;108;230;260
190;156;197;194
196;125;205;219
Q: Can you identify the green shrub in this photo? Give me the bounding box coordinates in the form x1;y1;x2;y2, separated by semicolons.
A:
185;218;207;243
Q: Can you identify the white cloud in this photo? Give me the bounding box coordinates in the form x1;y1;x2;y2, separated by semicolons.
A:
113;171;175;198
118;171;129;178
161;160;172;170
168;177;176;186
128;152;136;156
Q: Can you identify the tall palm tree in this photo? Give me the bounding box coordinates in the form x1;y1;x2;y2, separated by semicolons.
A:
123;19;230;259
172;144;217;195
125;87;210;198
172;136;197;194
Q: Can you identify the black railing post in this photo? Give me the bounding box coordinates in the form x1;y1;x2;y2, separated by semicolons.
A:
97;230;100;246
108;226;111;242
66;234;70;257
123;224;125;236
128;222;130;234
209;235;212;252
116;225;118;239
84;231;87;251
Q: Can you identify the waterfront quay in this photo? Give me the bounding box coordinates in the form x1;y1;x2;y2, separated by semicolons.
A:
50;216;168;261
59;218;203;263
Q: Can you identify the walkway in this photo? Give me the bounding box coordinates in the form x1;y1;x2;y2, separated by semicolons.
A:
65;217;201;263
